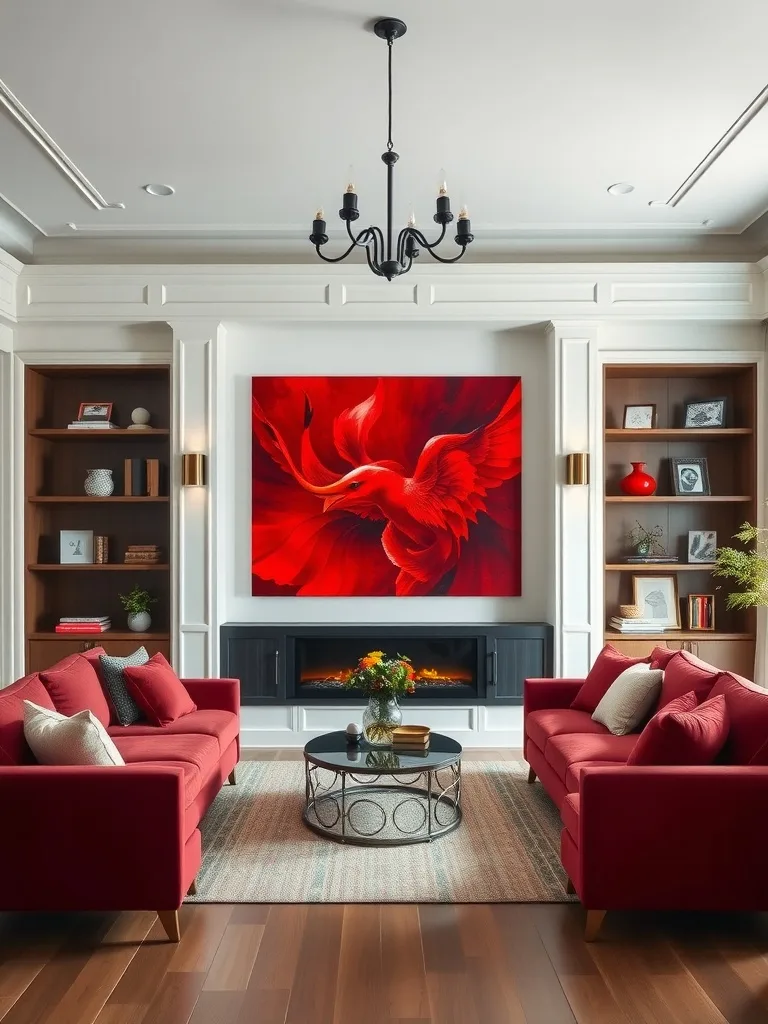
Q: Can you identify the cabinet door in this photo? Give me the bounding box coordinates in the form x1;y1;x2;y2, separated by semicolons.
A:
490;637;545;701
224;636;282;702
688;640;755;679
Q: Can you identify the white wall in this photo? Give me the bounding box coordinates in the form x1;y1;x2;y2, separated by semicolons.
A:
219;322;554;627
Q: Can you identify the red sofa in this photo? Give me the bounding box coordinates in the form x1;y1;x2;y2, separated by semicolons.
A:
0;648;240;941
524;662;768;940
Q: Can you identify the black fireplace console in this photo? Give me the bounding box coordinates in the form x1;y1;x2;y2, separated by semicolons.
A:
219;623;553;706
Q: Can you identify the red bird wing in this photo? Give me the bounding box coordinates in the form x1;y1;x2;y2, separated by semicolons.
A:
407;382;522;540
333;381;384;467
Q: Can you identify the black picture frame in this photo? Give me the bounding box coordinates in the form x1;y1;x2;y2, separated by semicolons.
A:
670;457;711;496
684;397;727;428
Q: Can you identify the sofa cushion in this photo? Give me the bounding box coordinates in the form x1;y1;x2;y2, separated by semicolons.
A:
657;650;721;710
562;793;580;843
98;648;149;726
110;733;220;781
123;653;196;727
107;709;239;756
592;664;663;736
628;692;729;766
649;646;677;669
570;645;648;713
40;654;111;728
709;673;768;765
138;759;202;815
546;732;638;783
526;708;607;752
0;675;55;765
23;700;124;767
565;760;620;794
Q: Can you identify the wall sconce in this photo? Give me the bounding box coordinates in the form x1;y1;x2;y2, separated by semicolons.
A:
181;453;206;487
565;453;589;485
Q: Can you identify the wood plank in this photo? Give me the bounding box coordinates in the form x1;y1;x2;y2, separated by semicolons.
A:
92;1006;147;1024
168;907;233;974
140;971;207;1024
669;932;768;1024
246;906;307;993
380;906;430;1020
106;916;181;1007
188;991;246;1024
284;906;343;1024
457;906;526;1024
418;906;466;974
235;989;289;1024
202;926;264;993
333;907;382;1024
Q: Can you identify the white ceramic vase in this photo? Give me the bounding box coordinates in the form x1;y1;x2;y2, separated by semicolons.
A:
84;469;114;497
127;611;151;633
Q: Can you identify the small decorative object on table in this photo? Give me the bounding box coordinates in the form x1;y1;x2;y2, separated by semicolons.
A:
623;404;656;429
119;585;157;633
626;521;666;559
345;722;363;746
618;604;642;619
342;650;416;747
59;530;94;564
620;462;657;496
670;457;710;496
684;398;727;428
84;468;114;497
123;545;161;564
688;530;717;564
128;407;151;430
392;725;431;750
687;594;715;630
68;403;115;429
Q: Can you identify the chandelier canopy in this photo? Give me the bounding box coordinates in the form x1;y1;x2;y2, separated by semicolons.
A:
309;18;474;281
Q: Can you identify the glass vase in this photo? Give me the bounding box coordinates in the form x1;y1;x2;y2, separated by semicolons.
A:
362;695;402;747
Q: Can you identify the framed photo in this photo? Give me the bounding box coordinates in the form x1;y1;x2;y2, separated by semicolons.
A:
60;529;94;564
77;402;113;422
632;574;680;629
670;457;710;496
688;530;717;564
623;404;657;429
684;398;727;428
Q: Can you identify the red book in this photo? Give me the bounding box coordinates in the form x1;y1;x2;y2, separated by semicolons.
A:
54;625;111;633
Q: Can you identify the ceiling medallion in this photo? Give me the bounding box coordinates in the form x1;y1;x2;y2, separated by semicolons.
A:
309;18;474;281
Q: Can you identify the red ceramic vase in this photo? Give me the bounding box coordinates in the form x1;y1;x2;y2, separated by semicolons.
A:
620;462;657;496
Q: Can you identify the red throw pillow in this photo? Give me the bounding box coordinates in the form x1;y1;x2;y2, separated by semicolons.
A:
122;653;196;727
709;673;768;765
649;646;676;669
627;691;729;766
657;650;721;709
570;645;649;713
40;654;111;728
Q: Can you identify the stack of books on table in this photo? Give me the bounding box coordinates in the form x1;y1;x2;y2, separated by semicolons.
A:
55;617;111;633
124;545;161;564
67;422;117;430
391;726;431;750
609;617;668;634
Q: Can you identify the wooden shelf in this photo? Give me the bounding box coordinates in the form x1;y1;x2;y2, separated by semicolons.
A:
606;495;751;503
605;428;752;442
29;631;170;640
605;630;754;641
605;563;715;572
27;496;169;504
28;564;169;571
28;429;169;440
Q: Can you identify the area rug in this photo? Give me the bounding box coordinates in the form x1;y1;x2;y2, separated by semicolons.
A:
188;760;576;903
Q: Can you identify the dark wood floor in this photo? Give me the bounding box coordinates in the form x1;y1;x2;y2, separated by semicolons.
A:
3;751;768;1023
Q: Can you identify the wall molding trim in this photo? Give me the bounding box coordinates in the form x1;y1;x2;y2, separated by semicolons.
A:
0;245;21;322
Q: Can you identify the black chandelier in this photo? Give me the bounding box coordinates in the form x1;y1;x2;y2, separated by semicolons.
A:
309;17;474;281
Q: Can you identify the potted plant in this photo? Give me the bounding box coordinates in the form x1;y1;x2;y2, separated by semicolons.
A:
713;522;768;610
342;651;416;746
119;585;157;633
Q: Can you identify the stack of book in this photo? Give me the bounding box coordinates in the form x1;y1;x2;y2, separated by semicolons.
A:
55;616;111;633
689;596;713;630
391;725;431;750
124;458;161;496
94;536;109;563
625;555;678;564
67;421;117;430
124;545;161;564
609;617;667;634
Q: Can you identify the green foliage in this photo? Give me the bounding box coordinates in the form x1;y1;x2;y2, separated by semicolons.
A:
343;650;416;698
118;585;157;615
627;521;665;555
712;522;768;610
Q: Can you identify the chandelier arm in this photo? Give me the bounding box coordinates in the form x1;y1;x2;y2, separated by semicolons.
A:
423;245;468;265
313;241;361;264
365;244;385;276
397;226;408;266
408;223;447;251
346;221;375;248
371;224;385;267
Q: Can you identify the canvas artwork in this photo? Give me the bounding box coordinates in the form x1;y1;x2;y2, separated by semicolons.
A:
251;376;522;596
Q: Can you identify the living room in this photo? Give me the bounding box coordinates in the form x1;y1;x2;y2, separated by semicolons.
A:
2;2;768;1022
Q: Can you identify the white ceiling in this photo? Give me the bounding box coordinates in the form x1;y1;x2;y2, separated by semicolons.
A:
2;0;768;262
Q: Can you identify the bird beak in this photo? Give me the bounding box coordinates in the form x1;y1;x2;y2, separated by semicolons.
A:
322;494;346;512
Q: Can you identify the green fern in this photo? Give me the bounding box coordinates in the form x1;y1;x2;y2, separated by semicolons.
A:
712;522;768;610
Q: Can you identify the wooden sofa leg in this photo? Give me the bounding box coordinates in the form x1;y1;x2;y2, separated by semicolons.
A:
228;768;236;785
584;910;606;942
527;766;537;784
157;910;181;942
187;878;197;897
566;878;576;895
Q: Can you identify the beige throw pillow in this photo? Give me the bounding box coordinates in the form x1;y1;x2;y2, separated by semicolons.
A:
23;700;124;766
592;664;664;736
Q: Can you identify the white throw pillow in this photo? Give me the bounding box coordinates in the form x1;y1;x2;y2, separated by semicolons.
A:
23;700;124;766
591;664;664;736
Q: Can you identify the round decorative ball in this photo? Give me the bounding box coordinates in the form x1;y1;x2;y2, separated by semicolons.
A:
128;407;151;430
346;722;363;745
84;468;114;497
619;604;642;619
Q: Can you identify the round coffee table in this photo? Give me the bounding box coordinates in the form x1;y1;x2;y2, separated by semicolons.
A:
303;731;462;846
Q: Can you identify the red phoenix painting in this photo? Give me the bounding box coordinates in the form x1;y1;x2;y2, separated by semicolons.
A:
251;376;522;597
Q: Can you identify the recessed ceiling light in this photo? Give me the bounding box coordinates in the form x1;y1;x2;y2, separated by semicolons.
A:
142;183;175;197
607;182;634;196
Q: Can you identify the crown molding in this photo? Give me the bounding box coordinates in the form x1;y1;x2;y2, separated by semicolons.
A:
0;77;124;212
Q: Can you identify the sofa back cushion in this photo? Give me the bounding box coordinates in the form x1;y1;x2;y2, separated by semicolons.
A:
570;645;649;713
656;649;721;709
709;673;768;765
0;674;56;765
40;654;111;728
627;691;729;766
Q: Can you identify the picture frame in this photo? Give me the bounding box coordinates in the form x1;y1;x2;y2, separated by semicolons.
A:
77;402;113;422
670;457;711;496
60;529;94;564
632;574;680;629
623;404;657;429
688;530;717;564
684;397;727;429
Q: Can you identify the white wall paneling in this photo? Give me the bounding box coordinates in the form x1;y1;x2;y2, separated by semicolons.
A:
0;247;21;322
0;335;14;683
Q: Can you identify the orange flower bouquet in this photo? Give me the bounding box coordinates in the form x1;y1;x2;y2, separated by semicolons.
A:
343;651;415;745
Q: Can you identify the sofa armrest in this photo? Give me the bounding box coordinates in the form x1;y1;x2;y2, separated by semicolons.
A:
524;677;584;715
575;765;768;910
181;677;240;715
0;765;187;911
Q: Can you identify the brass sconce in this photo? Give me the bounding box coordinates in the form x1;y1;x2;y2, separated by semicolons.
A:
181;453;206;487
565;453;589;485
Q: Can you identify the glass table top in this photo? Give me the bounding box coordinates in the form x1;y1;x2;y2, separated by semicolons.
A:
304;730;462;773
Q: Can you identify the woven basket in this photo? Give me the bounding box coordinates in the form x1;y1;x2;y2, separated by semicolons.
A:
619;604;642;619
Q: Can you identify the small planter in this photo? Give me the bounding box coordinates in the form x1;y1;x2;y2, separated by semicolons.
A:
127;611;151;633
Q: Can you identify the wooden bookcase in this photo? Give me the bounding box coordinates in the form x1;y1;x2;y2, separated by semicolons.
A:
603;363;757;678
24;365;172;672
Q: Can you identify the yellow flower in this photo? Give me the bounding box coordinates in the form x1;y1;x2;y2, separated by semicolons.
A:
366;650;385;662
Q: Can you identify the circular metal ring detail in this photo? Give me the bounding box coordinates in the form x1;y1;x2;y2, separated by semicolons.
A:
345;798;388;837
392;796;429;835
312;794;341;828
348;773;382;786
392;773;424;787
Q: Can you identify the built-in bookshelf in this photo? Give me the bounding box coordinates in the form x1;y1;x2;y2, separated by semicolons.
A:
603;363;757;678
24;365;171;672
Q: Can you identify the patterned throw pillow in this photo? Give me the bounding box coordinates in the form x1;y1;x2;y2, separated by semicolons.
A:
591;663;664;736
98;648;149;726
23;700;124;766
